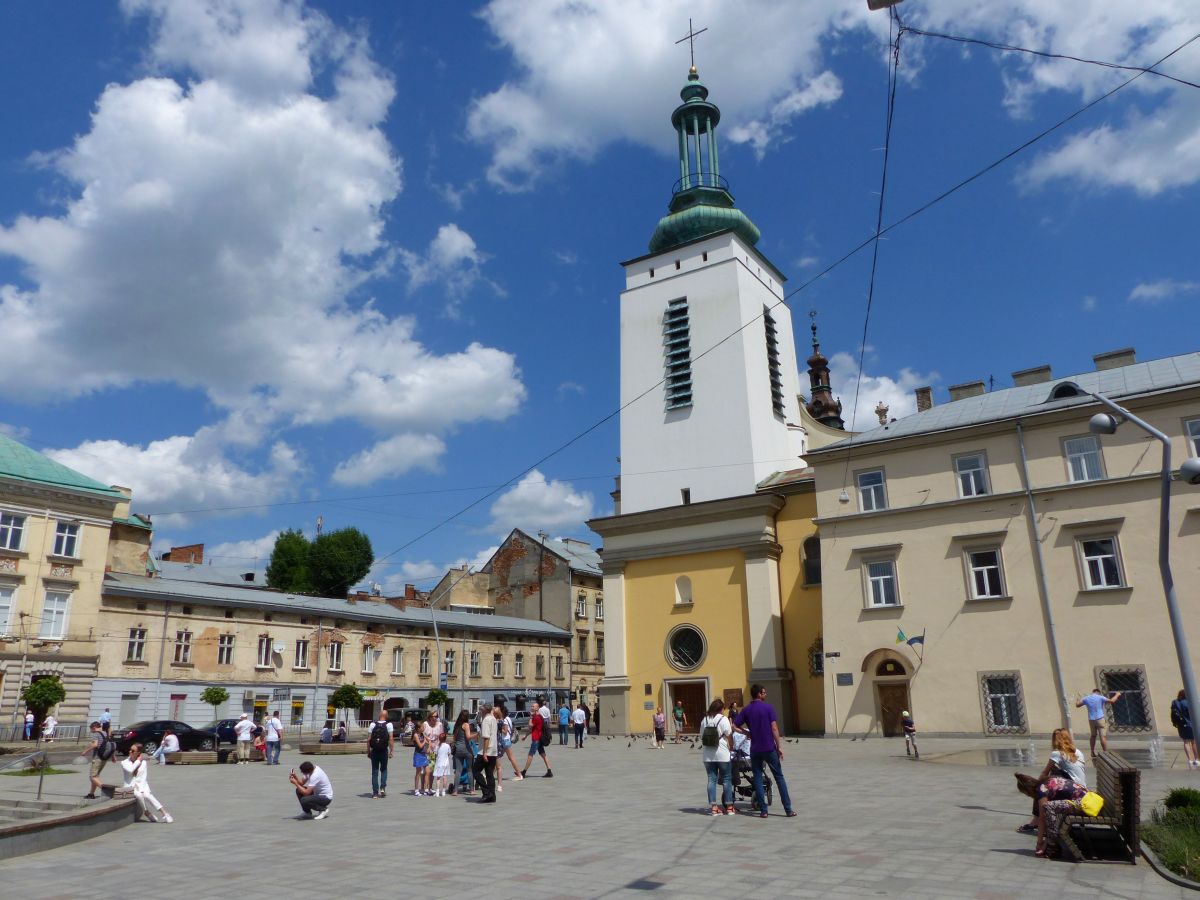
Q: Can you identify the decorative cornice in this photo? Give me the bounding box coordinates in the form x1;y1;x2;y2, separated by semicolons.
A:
588;491;785;538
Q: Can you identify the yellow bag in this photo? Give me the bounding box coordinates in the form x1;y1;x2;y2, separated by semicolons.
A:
1079;791;1104;817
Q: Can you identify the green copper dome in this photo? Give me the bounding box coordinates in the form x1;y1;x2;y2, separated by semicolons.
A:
648;66;760;254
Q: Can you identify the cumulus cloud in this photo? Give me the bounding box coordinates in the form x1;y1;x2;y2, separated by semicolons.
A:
828;352;939;432
1128;279;1200;304
485;470;594;537
1081;295;1098;313
399;223;505;317
0;423;32;441
207;530;281;568
726;71;843;158
331;433;446;486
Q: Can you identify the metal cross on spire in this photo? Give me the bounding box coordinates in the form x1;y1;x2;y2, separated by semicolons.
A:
675;18;708;68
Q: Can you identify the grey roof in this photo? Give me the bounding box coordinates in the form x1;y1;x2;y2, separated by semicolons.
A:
542;536;602;575
154;560;262;586
808;351;1200;454
104;573;570;640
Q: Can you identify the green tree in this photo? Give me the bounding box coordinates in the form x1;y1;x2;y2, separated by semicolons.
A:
21;676;66;715
308;527;374;598
266;528;313;593
329;683;364;729
424;688;449;710
199;686;229;735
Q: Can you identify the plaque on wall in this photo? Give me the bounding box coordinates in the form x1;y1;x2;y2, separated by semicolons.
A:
836;673;853;687
723;688;744;708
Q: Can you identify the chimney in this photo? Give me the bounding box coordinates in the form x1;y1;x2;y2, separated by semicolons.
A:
874;401;889;425
948;381;986;401
1093;347;1136;371
163;543;204;564
914;386;933;413
1012;365;1053;387
110;485;133;521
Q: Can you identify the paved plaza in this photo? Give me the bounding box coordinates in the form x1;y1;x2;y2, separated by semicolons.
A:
0;736;1195;898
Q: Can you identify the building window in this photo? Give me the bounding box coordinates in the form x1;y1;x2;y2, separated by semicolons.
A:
1064;435;1104;483
53;522;79;558
857;470;888;512
596;596;604;620
127;627;147;662
596;638;605;664
1079;536;1124;589
666;624;706;672
362;645;376;674
536;655;546;677
294;639;309;669
966;549;1006;600
256;635;272;668
392;648;404;675
173;630;192;664
1187;417;1200;456
493;653;503;678
576;595;587;618
576;634;587;661
469;650;480;677
291;699;305;725
0;585;12;633
555;656;564;679
515;653;524;678
980;672;1027;734
1098;666;1153;732
802;535;822;585
217;634;234;665
419;647;430;675
39;590;69;638
674;575;692;606
328;641;344;672
444;650;455;677
763;306;786;416
0;513;25;551
864;558;900;607
954;453;990;498
808;636;824;678
663;297;693;409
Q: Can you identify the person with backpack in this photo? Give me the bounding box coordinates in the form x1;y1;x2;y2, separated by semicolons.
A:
520;702;554;778
264;709;283;765
366;710;394;798
83;721;114;799
1172;690;1198;768
700;699;735;816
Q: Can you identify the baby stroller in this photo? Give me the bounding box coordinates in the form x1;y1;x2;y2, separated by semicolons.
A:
732;746;773;811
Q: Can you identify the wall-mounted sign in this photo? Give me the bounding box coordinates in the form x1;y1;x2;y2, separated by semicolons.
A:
836;673;853;687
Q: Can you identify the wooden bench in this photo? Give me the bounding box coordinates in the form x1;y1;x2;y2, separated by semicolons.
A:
163;751;219;765
220;747;266;763
298;741;365;755
1057;750;1140;863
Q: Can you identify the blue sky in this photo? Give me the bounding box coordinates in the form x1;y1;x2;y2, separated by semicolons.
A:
0;1;1196;592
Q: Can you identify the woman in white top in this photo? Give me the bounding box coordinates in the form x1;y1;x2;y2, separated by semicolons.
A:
121;744;173;823
700;698;735;817
41;715;57;742
1017;728;1085;836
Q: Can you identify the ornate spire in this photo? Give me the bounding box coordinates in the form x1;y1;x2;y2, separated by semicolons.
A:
804;311;845;430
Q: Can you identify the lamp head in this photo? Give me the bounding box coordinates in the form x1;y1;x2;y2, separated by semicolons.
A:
1181;457;1200;486
1089;413;1120;435
838;489;851;504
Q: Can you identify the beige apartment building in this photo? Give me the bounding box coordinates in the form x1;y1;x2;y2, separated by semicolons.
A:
807;349;1200;739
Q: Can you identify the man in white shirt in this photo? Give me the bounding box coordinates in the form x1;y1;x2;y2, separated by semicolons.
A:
289;761;332;819
472;701;499;803
572;703;587;749
233;713;255;765
265;710;283;765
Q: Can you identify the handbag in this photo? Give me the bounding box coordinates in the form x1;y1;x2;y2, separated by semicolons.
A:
1079;791;1104;817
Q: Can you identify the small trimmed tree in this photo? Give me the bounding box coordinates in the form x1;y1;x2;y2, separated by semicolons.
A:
424;688;449;712
200;686;229;741
329;683;364;733
21;676;66;717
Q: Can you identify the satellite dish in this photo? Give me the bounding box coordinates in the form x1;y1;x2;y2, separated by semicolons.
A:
272;642;285;654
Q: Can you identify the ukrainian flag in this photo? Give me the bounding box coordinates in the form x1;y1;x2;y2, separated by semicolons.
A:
895;629;907;645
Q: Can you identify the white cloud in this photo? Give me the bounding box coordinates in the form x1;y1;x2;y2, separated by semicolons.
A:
399;223;504;317
1081;295;1098;313
1128;279;1200;304
554;250;578;265
207;530;281;567
796;256;820;270
556;381;586;399
0;423;32;441
828;352;939;432
0;0;525;498
726;71;843;158
330;433;446;486
485;470;594;537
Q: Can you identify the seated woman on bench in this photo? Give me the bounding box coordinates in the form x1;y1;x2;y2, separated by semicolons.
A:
1015;728;1087;857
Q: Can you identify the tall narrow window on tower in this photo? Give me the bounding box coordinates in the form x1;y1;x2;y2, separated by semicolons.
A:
763;307;785;417
664;298;693;409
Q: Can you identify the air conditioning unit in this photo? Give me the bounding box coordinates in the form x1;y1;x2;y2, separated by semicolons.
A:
243;690;255;702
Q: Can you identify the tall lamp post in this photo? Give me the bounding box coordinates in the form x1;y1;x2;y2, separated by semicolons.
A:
1087;392;1200;716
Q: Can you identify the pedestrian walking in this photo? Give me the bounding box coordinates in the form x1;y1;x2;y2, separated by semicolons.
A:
153;728;180;765
233;713;254;764
572;702;587;748
366;711;393;798
902;710;919;759
99;708;112;735
1172;690;1198;768
421;710;444;794
652;707;666;749
583;702;591;737
122;744;173;822
41;713;57;742
592;701;600;735
672;700;686;743
1075;688;1122;755
472;701;498;803
498;705;523;782
733;684;795;819
700;698;735;816
23;710;33;741
451;711;477;794
557;701;570;745
520;703;554;778
82;721;114;799
290;761;333;819
264;709;283;765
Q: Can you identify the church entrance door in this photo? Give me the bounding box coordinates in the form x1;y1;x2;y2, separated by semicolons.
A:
669;681;706;735
877;683;910;737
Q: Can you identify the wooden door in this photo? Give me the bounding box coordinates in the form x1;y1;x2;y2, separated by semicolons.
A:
671;682;707;734
878;683;909;737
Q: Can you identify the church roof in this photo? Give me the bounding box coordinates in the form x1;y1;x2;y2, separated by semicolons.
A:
0;432;124;500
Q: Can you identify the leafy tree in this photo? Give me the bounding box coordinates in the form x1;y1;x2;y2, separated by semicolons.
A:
266;528;313;592
200;686;229;731
308;527;374;598
329;683;364;727
424;688;449;710
21;676;66;715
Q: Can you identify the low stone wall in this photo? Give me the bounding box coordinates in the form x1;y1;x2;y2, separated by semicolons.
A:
0;798;138;861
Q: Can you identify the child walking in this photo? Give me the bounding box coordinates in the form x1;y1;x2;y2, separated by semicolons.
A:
902;710;919;759
433;739;452;796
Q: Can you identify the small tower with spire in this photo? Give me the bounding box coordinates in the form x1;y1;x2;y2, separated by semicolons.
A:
804;313;845;430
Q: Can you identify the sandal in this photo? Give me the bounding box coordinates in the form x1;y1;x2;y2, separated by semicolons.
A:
710;806;722;816
724;806;737;815
1016;823;1037;834
1034;847;1047;858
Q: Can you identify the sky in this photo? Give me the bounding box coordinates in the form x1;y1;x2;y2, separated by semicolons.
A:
0;0;1197;594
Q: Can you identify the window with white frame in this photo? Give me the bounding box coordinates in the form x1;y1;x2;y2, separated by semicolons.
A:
980;672;1026;734
361;645;375;674
576;634;587;660
257;635;272;667
595;596;604;620
419;647;430;675
328;640;344;671
493;653;503;677
0;513;25;551
555;656;564;679
1064;435;1104;483
1187;418;1200;456
469;650;480;677
294;639;309;669
864;558;900;607
39;590;69;638
857;470;887;512
954;453;990;498
127;627;147;662
576;595;587;618
217;634;234;665
515;653;524;677
444;649;455;677
173;630;192;664
392;647;404;675
0;584;12;633
966;548;1006;599
53;522;79;557
1079;536;1124;589
536;654;545;677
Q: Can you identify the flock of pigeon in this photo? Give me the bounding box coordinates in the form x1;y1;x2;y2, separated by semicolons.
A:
607;734;809;749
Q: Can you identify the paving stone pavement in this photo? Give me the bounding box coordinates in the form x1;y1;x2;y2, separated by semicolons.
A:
0;735;1194;898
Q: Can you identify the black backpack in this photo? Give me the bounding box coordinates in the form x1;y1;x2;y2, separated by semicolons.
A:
97;733;116;761
701;716;721;749
368;722;390;751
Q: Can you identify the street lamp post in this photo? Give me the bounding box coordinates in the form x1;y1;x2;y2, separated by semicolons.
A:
1087;392;1200;718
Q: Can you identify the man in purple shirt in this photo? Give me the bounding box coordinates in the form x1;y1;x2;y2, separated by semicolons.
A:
733;684;795;818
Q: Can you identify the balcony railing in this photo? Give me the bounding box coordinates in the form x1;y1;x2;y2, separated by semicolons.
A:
673;172;729;194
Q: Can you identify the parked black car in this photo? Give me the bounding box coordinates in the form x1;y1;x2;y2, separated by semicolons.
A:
204;718;240;745
114;720;218;755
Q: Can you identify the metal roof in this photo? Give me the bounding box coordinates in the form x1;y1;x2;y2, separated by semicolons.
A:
0;433;124;500
808;351;1200;455
542;536;602;575
104;573;570;639
154;560;262;586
